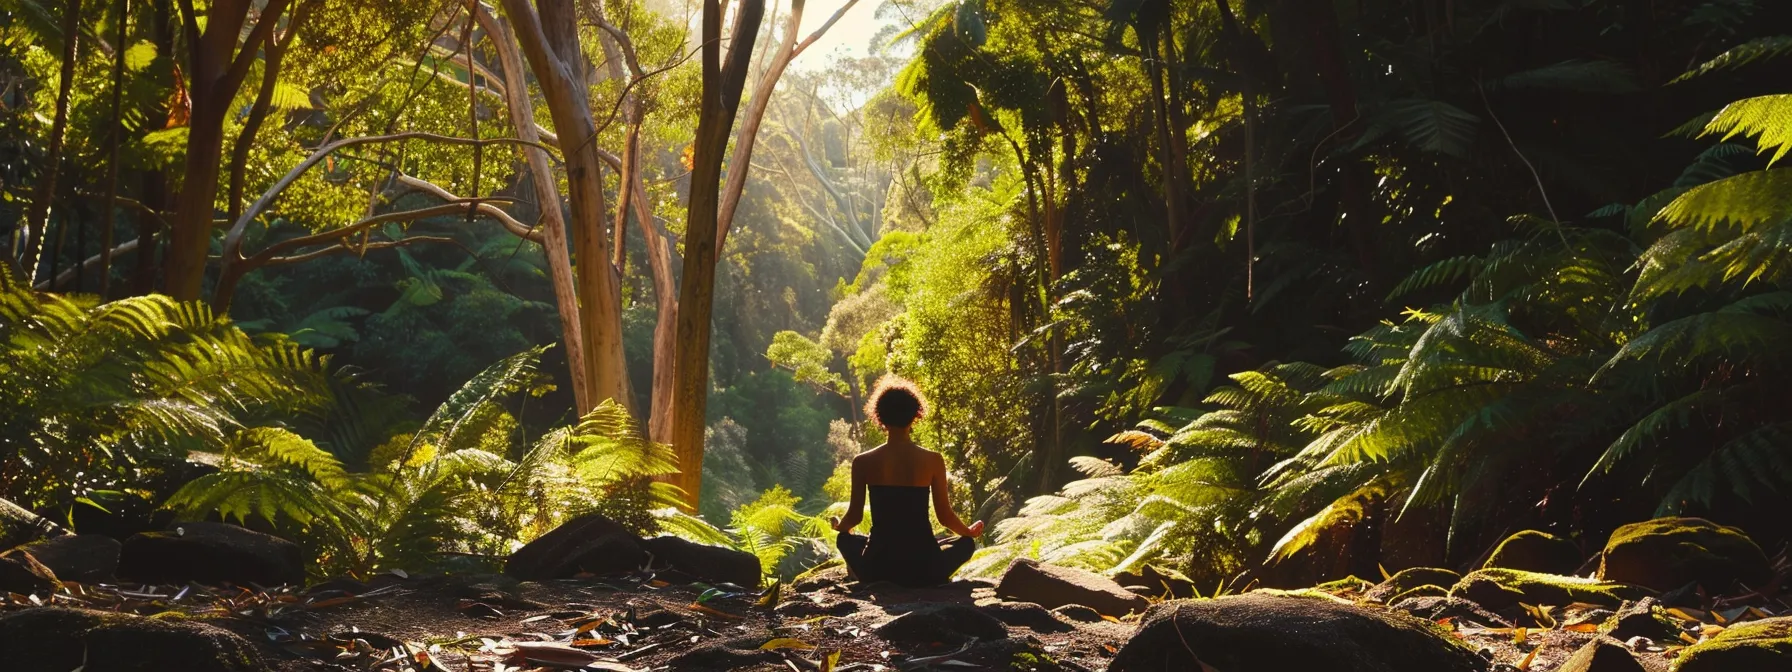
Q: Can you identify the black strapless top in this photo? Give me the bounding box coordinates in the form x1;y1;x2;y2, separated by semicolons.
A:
859;485;941;583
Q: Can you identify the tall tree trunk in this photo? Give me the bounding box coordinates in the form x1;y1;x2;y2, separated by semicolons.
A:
668;0;765;508
501;0;631;412
20;0;83;285
225;0;315;226
99;0;131;298
164;0;293;300
478;4;594;414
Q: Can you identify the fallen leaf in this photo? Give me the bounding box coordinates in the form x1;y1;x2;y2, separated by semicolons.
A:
761;638;817;651
819;650;841;672
688;603;744;620
1518;648;1539;670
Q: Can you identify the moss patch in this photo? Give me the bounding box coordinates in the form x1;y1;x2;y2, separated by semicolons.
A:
1484;530;1582;574
1599;518;1770;592
1674;617;1792;672
1449;568;1653;610
1367;567;1461;604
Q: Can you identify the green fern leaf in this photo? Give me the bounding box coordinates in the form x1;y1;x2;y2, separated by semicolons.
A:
1700;95;1792;165
1672;36;1792;83
1656;168;1792;231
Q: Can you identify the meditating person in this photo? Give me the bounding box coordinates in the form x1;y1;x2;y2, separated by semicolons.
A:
832;375;985;587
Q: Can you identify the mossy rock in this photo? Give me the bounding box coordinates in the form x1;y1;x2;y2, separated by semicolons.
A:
1449;568;1653;610
1109;593;1483;672
1314;575;1376;596
1673;616;1792;672
1388;585;1449;603
1366;568;1461;604
1484;530;1582;574
1599;518;1771;592
0;607;267;672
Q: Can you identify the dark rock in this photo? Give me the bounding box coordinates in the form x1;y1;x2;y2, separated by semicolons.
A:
118;521;304;586
1672;616;1792;672
995;558;1148;617
1388;596;1512;628
0;607;268;672
1113;565;1196;599
506;513;646;580
1485;530;1583;574
1109;594;1484;672
1606;598;1680;642
875;604;1010;646
1051;604;1103;623
1366;567;1461;604
1388;585;1449;603
979;601;1073;633
790;564;846;593
774;599;858;618
15;534;120;583
1558;637;1647;672
1449;569;1652;610
665;639;781;671
1598;518;1772;592
0;549;59;596
643;535;761;588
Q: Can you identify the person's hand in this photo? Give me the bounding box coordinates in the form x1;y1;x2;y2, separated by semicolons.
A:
966;520;985;537
831;516;852;533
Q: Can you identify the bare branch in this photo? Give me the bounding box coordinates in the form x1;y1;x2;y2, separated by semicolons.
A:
395;174;540;241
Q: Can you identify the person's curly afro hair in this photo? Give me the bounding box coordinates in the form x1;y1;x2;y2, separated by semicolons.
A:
866;375;928;429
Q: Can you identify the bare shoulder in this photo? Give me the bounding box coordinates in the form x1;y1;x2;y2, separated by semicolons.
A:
852;444;890;466
919;447;948;471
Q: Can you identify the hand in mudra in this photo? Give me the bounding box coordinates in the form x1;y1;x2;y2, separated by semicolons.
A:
966;520;985;538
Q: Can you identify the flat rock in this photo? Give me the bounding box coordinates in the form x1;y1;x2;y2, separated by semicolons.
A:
1485;530;1582;574
1598;517;1771;592
118;522;303;586
1558;637;1647;672
505;513;645;580
0;549;59;596
1387;596;1511;628
875;603;1010;646
1108;593;1484;672
644;535;761;588
979;601;1073;633
1449;568;1652;610
995;558;1148;617
15;534;120;583
1606;597;1680;642
1672;616;1792;672
0;607;269;672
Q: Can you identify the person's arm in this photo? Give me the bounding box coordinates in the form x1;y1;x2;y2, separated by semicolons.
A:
834;457;867;533
930;454;984;538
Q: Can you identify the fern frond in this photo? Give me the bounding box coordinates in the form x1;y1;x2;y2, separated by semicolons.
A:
1672;36;1792;83
1656;168;1792;231
1701;95;1792;165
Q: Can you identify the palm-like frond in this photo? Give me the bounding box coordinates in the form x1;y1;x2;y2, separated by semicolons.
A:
1671;35;1792;83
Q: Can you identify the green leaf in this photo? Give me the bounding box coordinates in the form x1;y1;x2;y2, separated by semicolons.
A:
1493;60;1639;94
1657;168;1792;231
1672;35;1792;83
1700;94;1792;165
124;40;158;71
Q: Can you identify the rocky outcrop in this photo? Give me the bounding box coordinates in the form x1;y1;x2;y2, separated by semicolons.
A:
1484;530;1582;574
643;535;761;588
1557;637;1647;672
1598;518;1771;592
1108;593;1483;672
979;601;1073;633
1113;564;1196;599
1672;616;1792;672
0;607;269;672
15;534;121;583
995;558;1149;617
118;522;304;586
505;513;646;580
1449;568;1652;610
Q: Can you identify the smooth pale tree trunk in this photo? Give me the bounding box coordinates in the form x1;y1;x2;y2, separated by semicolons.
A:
501;0;632;412
20;0;82;285
477;4;595;415
163;0;293;300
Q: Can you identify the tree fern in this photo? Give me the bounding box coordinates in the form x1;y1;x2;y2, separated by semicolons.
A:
1700;95;1792;165
1671;35;1792;83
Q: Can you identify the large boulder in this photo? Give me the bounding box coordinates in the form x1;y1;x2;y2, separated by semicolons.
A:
1598;518;1771;592
119;522;304;586
1449;568;1652;610
874;604;1010;646
995;558;1148;617
644;535;761;588
1485;530;1582;574
1672;616;1792;672
0;548;59;596
15;534;121;583
505;513;646;580
1108;593;1483;672
1365;567;1460;604
0;607;269;672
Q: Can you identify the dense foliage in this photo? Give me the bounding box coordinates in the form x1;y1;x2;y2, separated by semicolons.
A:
4;0;1792;590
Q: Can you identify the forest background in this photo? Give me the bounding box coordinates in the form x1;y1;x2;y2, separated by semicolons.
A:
3;0;1792;589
